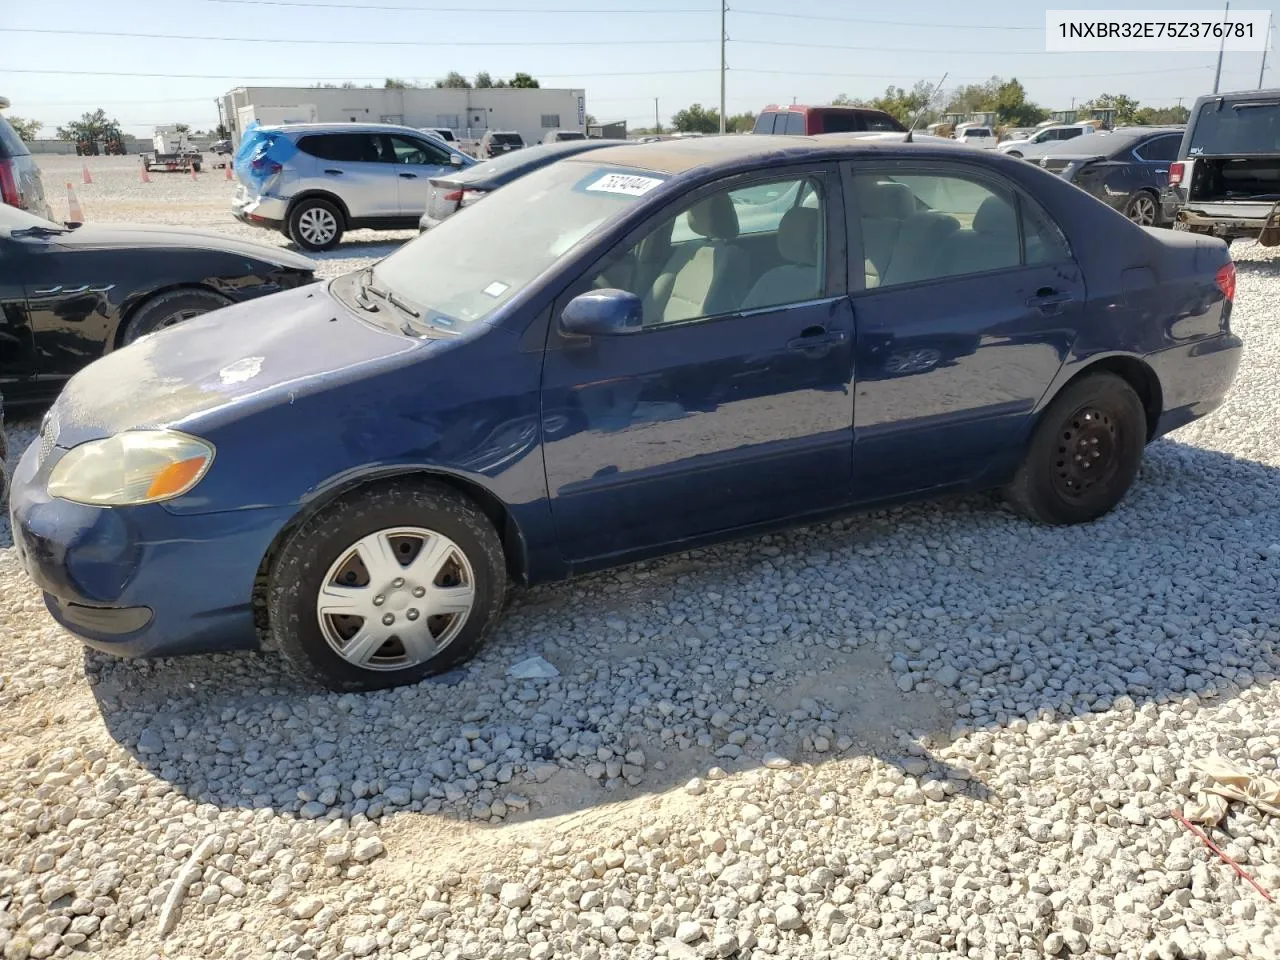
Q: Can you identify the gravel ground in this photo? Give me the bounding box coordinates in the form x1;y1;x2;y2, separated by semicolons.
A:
2;154;1280;960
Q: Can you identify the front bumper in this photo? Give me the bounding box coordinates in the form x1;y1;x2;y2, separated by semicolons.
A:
9;441;295;659
1145;332;1244;439
231;192;289;231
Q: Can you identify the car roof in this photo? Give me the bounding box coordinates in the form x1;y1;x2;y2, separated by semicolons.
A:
560;133;982;175
262;122;446;138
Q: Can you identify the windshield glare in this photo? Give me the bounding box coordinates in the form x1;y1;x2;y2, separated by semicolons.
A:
0;203;59;231
373;161;666;329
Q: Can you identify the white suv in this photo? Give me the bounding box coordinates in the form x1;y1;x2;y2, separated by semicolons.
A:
232;123;473;251
998;124;1095;158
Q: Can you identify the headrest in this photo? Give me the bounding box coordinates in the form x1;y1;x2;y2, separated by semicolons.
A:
687;192;740;240
973;196;1017;235
777;206;820;266
858;181;915;220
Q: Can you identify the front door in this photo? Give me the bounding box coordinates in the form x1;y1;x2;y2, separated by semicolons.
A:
846;163;1082;501
382;134;457;217
541;168;854;563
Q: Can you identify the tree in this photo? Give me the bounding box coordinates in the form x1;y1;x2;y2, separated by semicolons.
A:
865;81;937;125
56;109;122;145
215;123;230;139
942;76;1047;127
475;71;494;88
832;93;868;107
1086;92;1141;125
585;113;598;127
1134;104;1190;125
509;72;540;89
5;116;41;141
726;111;757;133
174;123;190;134
672;103;720;134
434;71;471;89
385;78;414;89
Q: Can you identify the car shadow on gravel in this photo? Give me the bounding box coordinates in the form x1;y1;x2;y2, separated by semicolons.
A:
84;437;1280;835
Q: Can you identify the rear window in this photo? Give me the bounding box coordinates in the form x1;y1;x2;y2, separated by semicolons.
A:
1190;99;1280;155
431;129;456;141
963;129;992;138
0;116;29;158
297;133;378;163
555;131;586;141
492;133;524;145
753;112;778;135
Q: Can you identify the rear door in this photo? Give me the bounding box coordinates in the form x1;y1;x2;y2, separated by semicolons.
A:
295;133;399;219
1131;132;1180;191
383;134;457;216
846;161;1083;501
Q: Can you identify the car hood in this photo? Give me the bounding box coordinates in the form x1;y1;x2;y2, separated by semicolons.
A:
47;282;425;448
49;222;316;270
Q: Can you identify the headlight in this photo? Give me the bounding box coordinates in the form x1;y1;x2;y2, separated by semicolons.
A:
47;430;214;506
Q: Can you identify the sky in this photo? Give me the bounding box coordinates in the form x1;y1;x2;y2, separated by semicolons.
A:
3;0;1279;136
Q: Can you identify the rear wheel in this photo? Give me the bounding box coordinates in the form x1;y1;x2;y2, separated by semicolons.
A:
1005;372;1147;525
1124;190;1159;227
288;198;344;251
121;288;231;345
267;481;508;691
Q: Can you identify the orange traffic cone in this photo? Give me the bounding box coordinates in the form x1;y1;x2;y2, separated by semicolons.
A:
224;163;233;181
65;182;84;222
140;164;151;183
81;164;92;185
190;165;198;181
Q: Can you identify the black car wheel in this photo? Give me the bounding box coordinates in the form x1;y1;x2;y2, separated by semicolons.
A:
267;480;508;692
1124;190;1159;227
121;288;232;345
288;198;344;251
1005;372;1146;525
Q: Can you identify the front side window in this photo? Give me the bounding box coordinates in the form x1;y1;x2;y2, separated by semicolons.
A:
855;171;1065;288
590;175;827;327
385;135;450;165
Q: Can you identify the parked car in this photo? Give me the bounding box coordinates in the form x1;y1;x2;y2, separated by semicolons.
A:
753;104;905;135
478;131;525;157
1021;126;1184;226
1001;127;1037;143
211;139;233;155
1161;88;1280;242
0;99;52;221
0;202;315;408
543;130;587;144
998;123;1095;158
420;138;627;230
12;137;1240;691
420;127;458;145
231;122;474;251
956;126;999;149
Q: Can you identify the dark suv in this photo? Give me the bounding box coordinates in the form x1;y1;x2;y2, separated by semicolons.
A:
752;104;905;136
0;100;51;221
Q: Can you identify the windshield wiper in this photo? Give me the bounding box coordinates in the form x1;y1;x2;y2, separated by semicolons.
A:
11;225;68;238
354;267;385;312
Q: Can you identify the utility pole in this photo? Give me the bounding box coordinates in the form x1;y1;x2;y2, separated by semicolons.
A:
1214;0;1230;93
719;0;727;134
1260;12;1272;89
654;97;660;134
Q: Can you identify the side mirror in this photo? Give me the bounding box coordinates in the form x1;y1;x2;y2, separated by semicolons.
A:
560;289;644;336
449;153;464;167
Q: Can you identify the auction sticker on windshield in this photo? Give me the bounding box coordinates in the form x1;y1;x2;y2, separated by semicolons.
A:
586;173;665;197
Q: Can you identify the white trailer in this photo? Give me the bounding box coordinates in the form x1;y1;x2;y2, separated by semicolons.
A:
141;125;203;172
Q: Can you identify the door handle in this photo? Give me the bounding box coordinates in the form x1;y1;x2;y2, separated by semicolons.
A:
323;168;344;175
31;285;62;296
1027;289;1074;314
399;172;418;179
1155;168;1169;174
786;327;847;351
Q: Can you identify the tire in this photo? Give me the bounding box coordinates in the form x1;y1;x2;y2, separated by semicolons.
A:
1123;190;1159;227
267;480;508;692
192;163;202;174
1005;372;1147;525
121;288;231;345
287;198;344;251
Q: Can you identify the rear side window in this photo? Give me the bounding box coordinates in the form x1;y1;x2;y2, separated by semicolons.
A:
297;133;379;163
783;112;806;135
1190;99;1280;155
753;112;778;134
1062;128;1084;140
863;114;903;132
0;118;29;158
1134;134;1180;162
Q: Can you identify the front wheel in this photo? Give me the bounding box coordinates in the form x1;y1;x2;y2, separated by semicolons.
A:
268;481;508;691
121;288;231;345
1124;190;1159;227
1005;372;1147;525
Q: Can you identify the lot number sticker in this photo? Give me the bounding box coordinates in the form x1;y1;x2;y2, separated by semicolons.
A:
586;174;665;197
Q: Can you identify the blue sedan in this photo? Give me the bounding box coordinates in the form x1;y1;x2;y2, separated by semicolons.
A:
10;135;1242;691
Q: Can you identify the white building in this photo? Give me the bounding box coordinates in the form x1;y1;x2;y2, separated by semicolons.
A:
220;86;587;147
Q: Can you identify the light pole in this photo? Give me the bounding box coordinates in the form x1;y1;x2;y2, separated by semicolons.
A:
719;0;727;134
1213;0;1230;94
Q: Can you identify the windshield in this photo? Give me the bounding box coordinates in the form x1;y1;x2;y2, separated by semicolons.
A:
0;203;59;232
963;129;991;137
459;141;603;181
556;132;586;140
1190;99;1280;155
373;161;667;329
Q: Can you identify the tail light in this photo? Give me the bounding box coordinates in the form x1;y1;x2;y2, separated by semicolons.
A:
442;189;464;202
1168;161;1185;186
0;159;23;208
1216;262;1236;302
